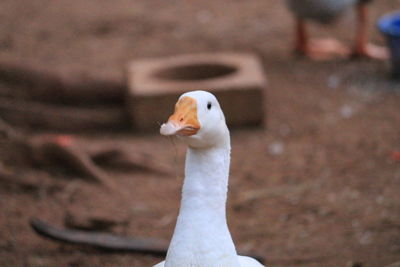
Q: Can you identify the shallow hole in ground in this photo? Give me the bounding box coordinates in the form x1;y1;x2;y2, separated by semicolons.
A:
154;63;237;81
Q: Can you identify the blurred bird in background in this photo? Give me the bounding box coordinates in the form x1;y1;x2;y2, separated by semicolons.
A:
285;0;388;60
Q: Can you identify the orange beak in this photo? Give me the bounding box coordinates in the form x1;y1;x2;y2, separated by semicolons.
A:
160;96;201;136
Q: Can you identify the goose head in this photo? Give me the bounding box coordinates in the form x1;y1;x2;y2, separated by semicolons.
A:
160;90;229;149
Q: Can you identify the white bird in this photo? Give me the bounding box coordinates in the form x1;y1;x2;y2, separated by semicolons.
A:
154;91;264;267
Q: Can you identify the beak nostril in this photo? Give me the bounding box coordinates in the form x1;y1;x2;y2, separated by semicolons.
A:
180;118;184;122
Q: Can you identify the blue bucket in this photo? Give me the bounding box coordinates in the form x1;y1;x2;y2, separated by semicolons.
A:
378;11;400;79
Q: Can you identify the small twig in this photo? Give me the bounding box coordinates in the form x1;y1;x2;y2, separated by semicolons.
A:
30;217;168;255
0;118;117;188
31;135;117;189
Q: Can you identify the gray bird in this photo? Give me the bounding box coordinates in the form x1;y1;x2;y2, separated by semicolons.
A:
285;0;387;60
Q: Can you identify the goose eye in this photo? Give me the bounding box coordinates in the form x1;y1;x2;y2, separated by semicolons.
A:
207;102;212;110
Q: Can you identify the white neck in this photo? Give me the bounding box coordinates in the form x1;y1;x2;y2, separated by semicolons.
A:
165;139;240;267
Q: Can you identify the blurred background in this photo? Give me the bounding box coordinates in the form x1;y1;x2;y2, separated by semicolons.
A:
0;0;399;266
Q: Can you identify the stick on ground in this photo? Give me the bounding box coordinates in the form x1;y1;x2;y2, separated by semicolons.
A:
30;217;168;255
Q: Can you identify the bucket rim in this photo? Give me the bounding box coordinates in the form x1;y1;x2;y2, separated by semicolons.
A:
378;11;400;36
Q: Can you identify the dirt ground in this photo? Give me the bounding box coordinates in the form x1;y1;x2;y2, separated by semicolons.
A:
0;0;400;266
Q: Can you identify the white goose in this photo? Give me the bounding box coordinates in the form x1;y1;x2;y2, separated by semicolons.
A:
155;91;264;267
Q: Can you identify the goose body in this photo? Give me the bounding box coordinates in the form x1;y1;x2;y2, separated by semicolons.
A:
155;91;264;267
286;0;359;23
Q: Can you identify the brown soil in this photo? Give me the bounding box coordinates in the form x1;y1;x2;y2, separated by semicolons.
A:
1;0;399;266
